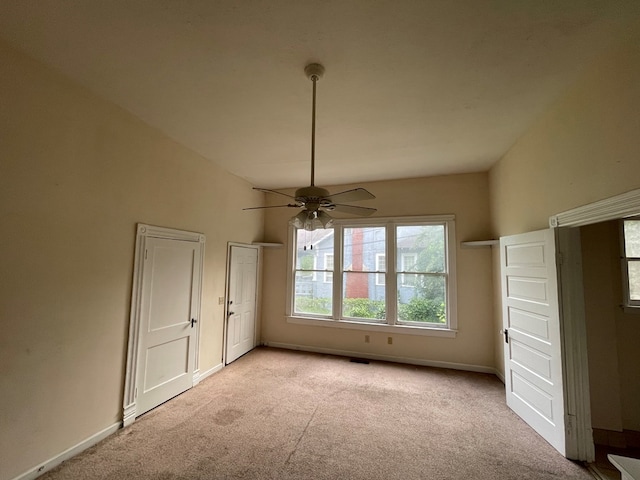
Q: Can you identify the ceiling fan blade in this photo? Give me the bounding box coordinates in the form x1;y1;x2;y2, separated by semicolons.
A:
330;204;377;216
243;204;299;211
253;187;296;200
323;188;375;203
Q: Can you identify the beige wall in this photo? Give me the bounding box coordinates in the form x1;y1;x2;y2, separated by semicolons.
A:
489;33;640;380
0;40;264;479
581;221;640;432
260;173;495;369
489;35;640;238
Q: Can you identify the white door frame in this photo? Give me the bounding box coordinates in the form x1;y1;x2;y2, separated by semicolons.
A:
549;187;640;461
223;242;261;366
123;224;205;427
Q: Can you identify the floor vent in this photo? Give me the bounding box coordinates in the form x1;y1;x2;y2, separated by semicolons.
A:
349;358;370;364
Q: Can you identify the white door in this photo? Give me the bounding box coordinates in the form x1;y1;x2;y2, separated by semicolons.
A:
136;236;201;416
226;245;258;364
500;229;566;455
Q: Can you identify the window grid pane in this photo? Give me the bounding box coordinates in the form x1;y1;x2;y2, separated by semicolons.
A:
397;274;447;324
396;225;445;273
343;272;386;321
624;220;640;258
628;260;640;301
342;227;386;321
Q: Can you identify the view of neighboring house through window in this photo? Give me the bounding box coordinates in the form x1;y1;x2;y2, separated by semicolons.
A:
622;218;640;308
343;226;386;319
294;229;333;315
290;216;456;330
396;225;446;324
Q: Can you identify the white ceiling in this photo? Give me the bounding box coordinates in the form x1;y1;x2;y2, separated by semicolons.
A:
1;1;638;189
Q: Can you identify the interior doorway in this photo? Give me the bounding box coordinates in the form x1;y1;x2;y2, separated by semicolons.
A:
579;221;640;478
548;188;640;463
225;244;259;364
123;224;205;426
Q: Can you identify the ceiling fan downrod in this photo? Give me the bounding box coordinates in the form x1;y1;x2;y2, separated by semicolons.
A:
304;63;325;188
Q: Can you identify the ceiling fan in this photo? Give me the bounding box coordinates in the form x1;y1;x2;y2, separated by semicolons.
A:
244;63;376;231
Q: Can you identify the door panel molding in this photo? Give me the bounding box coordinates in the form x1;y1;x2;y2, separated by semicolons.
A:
123;224;205;427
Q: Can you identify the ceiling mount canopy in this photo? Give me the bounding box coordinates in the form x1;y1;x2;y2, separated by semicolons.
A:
244;62;377;231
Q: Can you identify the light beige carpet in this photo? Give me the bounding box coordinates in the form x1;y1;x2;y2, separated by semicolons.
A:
40;347;594;479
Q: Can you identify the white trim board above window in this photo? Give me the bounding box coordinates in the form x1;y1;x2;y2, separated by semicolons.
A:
286;215;457;337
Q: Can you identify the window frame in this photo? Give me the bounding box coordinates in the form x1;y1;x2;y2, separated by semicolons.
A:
621;218;640;313
286;215;457;337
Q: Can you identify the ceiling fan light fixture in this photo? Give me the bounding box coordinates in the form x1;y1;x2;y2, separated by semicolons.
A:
290;209;333;231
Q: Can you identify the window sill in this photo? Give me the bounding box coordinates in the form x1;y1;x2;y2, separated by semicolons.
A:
622;305;640;315
286;316;457;338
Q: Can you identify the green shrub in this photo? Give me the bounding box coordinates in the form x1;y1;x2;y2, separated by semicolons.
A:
295;296;332;315
398;297;446;323
343;298;386;319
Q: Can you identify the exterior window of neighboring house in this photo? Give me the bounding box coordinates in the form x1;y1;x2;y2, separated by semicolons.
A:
375;254;386;286
289;216;457;332
324;253;334;283
622;218;640;310
400;253;417;287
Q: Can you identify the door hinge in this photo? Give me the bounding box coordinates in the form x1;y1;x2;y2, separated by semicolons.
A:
144;249;148;260
135;387;138;399
556;252;564;266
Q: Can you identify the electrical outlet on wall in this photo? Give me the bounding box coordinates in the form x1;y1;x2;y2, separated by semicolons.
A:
364;335;370;343
218;297;225;305
387;337;393;345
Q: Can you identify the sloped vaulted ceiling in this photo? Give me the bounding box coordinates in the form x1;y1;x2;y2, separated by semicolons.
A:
0;1;638;188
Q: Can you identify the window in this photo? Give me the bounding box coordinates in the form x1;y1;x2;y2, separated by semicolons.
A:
293;229;334;316
622;218;640;310
288;216;457;333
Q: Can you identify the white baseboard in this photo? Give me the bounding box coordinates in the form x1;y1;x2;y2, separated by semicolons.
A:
12;422;120;480
194;362;224;384
494;369;505;384
264;342;498;376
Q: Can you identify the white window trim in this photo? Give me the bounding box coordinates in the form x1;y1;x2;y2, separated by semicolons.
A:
286;215;457;336
621;218;640;314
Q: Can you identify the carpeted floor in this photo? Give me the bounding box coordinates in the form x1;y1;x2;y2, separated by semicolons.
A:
40;347;595;479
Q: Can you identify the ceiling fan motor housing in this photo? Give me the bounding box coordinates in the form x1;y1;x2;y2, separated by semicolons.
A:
295;186;331;211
